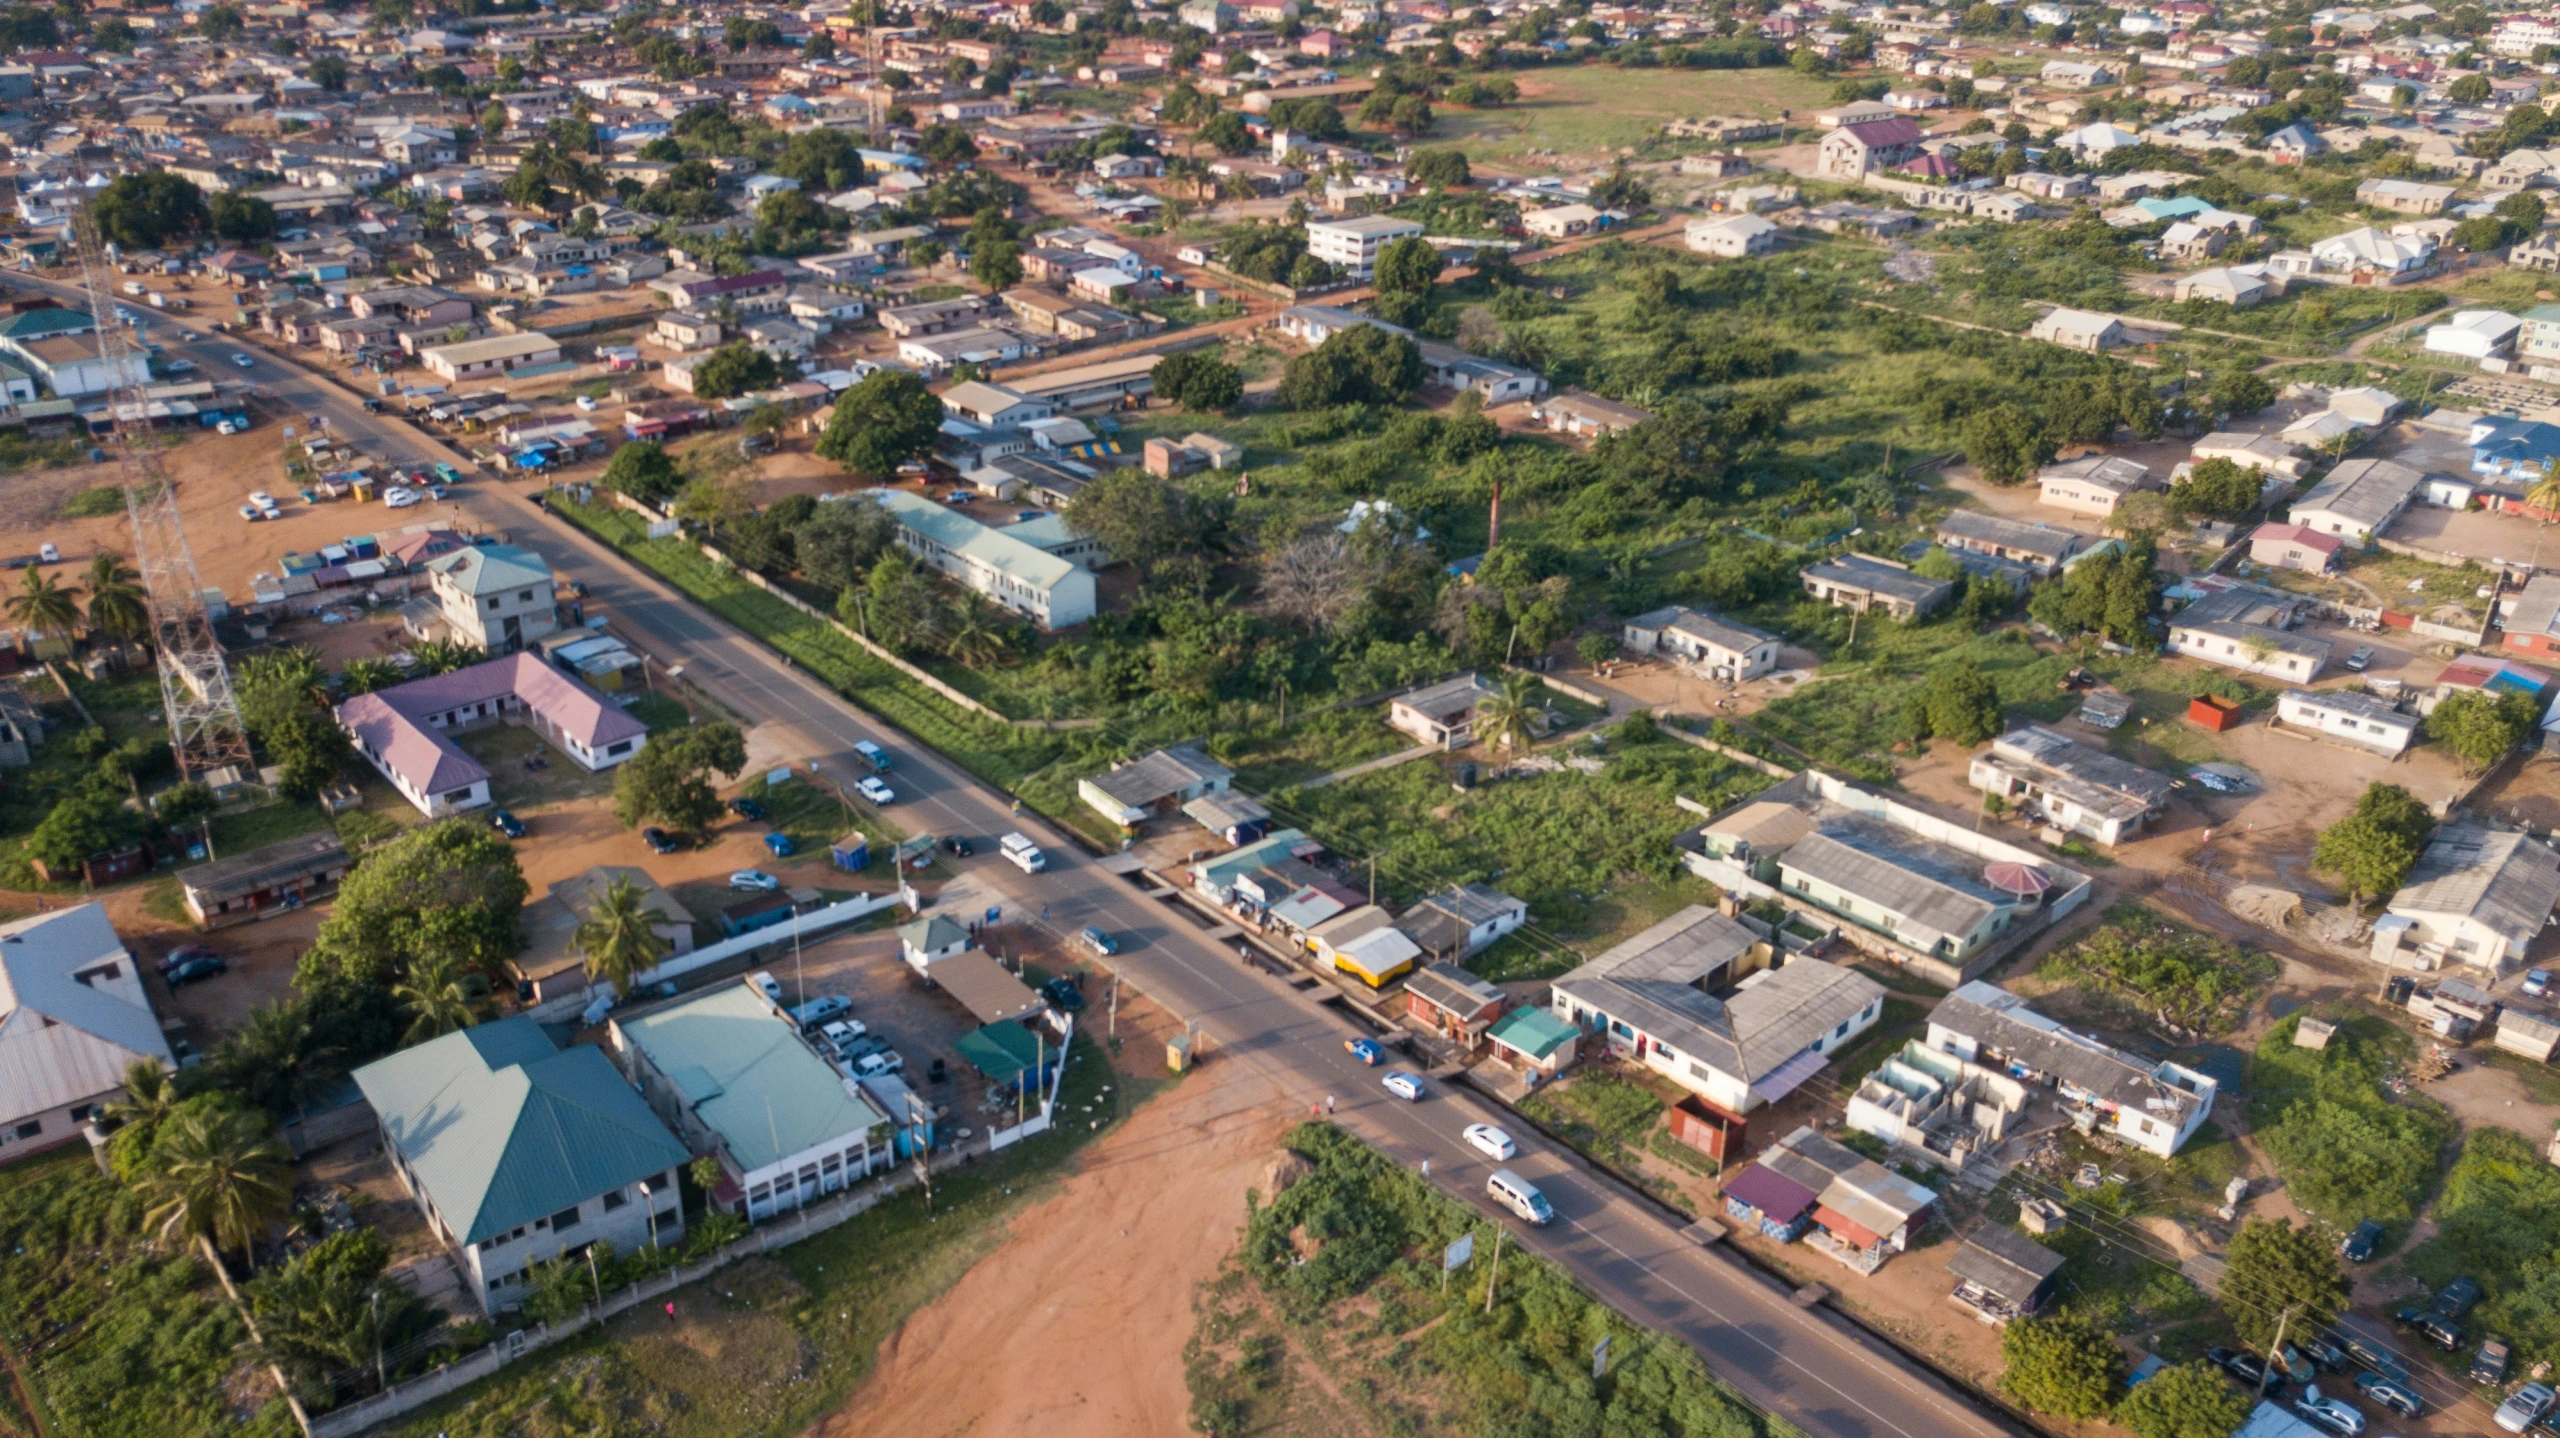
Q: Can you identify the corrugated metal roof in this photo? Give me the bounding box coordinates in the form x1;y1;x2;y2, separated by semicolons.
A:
615;984;887;1174
0;904;169;1125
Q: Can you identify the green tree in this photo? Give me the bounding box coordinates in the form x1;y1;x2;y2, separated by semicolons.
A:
2221;1218;2351;1352
1962;402;2051;485
195;3;244;40
2165;457;2264;518
1371;234;1444;324
2499;191;2547;230
603;440;683;504
969;239;1024;291
2450;73;2494;103
28;787;142;874
2113;1361;2251;1438
263;711;351;800
772;126;867;191
1279;324;1424;409
1197;110;1252;154
920;123;979;166
1906;658;2005;745
390;950;480;1045
816;368;945;475
246;1228;434;1394
154;781;216;841
1407;147;1471;188
137;1100;293;1271
1064;468;1226;574
90;15;134;50
1475;673;1547;751
2026;540;2162;647
303;819;529;987
576;875;673;996
2313;812;2418;901
796;497;901;596
307;53;349;91
2426;686;2540;771
2210;368;2276;419
690;340;781;399
611;722;747;832
1150;350;1245;410
502;161;556;215
103;1056;180;1132
1999;1312;2122;1419
4;565;79;639
209;191;278;243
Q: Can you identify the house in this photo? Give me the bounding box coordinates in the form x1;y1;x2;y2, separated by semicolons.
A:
178;832;351;929
2373;825;2560;976
2470;415;2560;481
1947;1224;2067;1324
1734;1125;1938;1272
352;1017;689;1312
2165;583;2329;681
611;981;892;1224
1550;905;1886;1114
2172;265;2275;307
414;543;558;655
1309;905;1425;987
1801;554;1953;620
1818;116;1927;180
1934;512;2090;577
1529;391;1654;439
1967;726;2175;847
2357;177;2458;214
2497;1007;2560;1063
2310;225;2435;278
8;334;149;398
2290;457;2425;543
1521;203;1605;239
1685;213;1781;258
897;915;973;972
1404;962;1506;1042
2037;455;2155;519
2248;522;2345;572
2028;308;2126;352
1397;883;1529;962
1621;606;1781;680
1388;672;1505;749
2276;688;2419;756
2505;575;2560;658
2192;431;2309;479
868;490;1098;630
651;311;722;351
1486;1005;1583;1076
515;866;696;1005
1927;981;2219;1156
0;904;170;1164
941;379;1058;432
1078;744;1235;830
338;653;650;817
2426;309;2522;361
420;332;562;382
1302;214;1423;279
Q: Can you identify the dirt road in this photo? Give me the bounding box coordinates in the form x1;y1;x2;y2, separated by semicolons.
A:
820;1052;1291;1438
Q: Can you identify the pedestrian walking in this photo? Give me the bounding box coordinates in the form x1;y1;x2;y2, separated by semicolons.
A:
664;1302;676;1321
1421;1158;1431;1178
1325;1094;1336;1115
1041;903;1049;921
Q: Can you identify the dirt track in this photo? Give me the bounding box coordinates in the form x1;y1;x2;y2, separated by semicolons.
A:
820;1050;1290;1438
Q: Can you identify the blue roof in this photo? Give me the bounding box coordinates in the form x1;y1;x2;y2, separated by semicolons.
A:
2135;195;2212;219
2477;418;2560;461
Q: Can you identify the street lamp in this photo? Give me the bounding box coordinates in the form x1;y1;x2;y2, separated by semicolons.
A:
639;1179;661;1253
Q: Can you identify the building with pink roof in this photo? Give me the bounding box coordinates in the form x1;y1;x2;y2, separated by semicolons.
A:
2247;521;2343;573
338;653;650;816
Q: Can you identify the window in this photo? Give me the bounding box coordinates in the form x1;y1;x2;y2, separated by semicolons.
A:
69;1104;92;1123
607;740;633;757
548;1204;582;1232
602;1188;628;1211
12;1120;37;1140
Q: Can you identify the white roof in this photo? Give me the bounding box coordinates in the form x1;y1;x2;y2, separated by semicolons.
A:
0;904;167;1126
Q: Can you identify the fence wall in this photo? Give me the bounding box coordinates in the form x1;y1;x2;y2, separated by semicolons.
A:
519;888;915;1023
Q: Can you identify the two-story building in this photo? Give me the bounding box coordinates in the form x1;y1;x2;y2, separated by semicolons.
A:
419;543;558;655
867;490;1097;629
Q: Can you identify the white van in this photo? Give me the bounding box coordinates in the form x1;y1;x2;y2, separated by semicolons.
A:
1000;832;1046;873
1488;1169;1554;1226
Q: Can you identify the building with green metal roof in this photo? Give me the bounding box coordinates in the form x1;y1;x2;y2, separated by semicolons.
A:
610;980;893;1223
1486;1005;1583;1078
352;1015;689;1312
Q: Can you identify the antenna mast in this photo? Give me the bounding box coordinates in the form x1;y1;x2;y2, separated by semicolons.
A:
68;201;253;780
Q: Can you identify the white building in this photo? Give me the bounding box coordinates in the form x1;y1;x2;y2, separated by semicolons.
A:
1303;214;1424;279
420;331;563;381
867;489;1098;629
2037;455;2154;519
2373;825;2560;976
1926;982;2218;1157
1620;605;1781;680
2425;309;2522;361
2289;456;2424;543
1967;726;2173;847
0;904;169;1164
418;543;558;655
1684;213;1780;258
2276;688;2419;756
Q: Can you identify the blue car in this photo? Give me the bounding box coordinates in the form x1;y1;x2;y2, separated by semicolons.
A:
765;832;796;857
1345;1038;1385;1065
488;808;524;839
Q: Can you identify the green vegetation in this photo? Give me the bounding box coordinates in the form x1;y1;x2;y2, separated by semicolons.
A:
2313;782;2436;903
2404;1126;2560;1370
2001;1312;2123;1419
2250;1013;2451;1229
385;1036;1150;1438
59;486;128;518
2220;1217;2352;1353
1196;1121;1776;1438
2114;1360;2254;1438
1520;1068;1668;1174
2034;904;2276;1037
1428;62;1830;161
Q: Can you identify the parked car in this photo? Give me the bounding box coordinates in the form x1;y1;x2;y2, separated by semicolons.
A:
2354;1372;2425;1417
2478;1339;2514;1386
730;869;780;892
855;776;895;805
642;827;680;854
837;1033;890;1063
1039;976;1086;1014
851;1049;906;1077
763;832;795;858
1078;926;1119;957
787;995;852;1030
165;954;227;987
2339;1334;2409;1384
818;1018;871;1056
727;797;768;820
2295;1387;2366;1437
2527;969;2553;1000
2209;1347;2286;1398
230;352;254;368
2190;768;2242;794
1464;1123;1518;1161
36;543;57;564
751;971;782;1004
1345;1037;1385;1065
2501;1386;2558;1435
2343;1220;2386;1262
2300;1337;2348;1374
2346;646;2375;672
489;808;525;839
938;834;974;857
155;943;218;976
1381;1071;1425;1101
2392;1305;2463;1351
2438;1277;2484;1320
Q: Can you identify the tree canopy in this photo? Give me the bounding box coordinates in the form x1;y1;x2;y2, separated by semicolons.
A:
93;172;209;251
816;368;945;475
1999;1312;2122;1419
2165;457;2263;518
1280;325;1424;409
2113;1361;2252;1438
612;722;748;833
1150;350;1245;411
689;341;782;400
1904;658;2005;746
2314;780;2435;900
2026;540;2162;647
2426;687;2540;771
603;440;682;505
2221;1218;2352;1352
1064;468;1229;575
301;819;529;988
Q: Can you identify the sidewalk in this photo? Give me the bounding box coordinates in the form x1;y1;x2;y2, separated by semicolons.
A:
1303;742;1439;788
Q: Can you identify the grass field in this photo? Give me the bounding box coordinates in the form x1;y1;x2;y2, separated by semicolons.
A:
1432;64;1830;166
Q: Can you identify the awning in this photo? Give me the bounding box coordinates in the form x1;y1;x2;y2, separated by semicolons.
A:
1752;1046;1833;1103
1814;1203;1885;1249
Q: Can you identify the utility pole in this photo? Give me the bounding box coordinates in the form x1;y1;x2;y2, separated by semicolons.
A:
1108;970;1121;1041
371;1289;385;1394
1483;1227;1504;1313
1368;854;1377;906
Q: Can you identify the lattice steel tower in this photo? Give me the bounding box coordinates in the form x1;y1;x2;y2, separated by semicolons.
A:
67;203;253;779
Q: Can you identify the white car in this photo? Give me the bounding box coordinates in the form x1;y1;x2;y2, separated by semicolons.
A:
818;1018;870;1054
247;491;274;510
1382;1071;1425;1102
382;487;422;509
728;869;780;892
852;1049;906;1077
855;776;895;804
36;543;57;564
229;352;253;369
750;971;782;1004
1464;1123;1518;1161
237;504;264;521
2496;1383;2555;1434
575;395;598;411
2296;1388;2365;1438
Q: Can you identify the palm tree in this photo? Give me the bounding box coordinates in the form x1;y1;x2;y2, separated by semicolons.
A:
409;639;487;676
1474;674;1546;753
2529;474;2560;569
103;1058;179;1131
138;1104;293;1271
391;952;480;1045
576;877;670;998
5;567;81;642
82;553;148;646
942;599;1007;668
339;657;403;695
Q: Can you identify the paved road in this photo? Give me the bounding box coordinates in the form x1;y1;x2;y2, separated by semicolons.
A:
32;272;2021;1438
